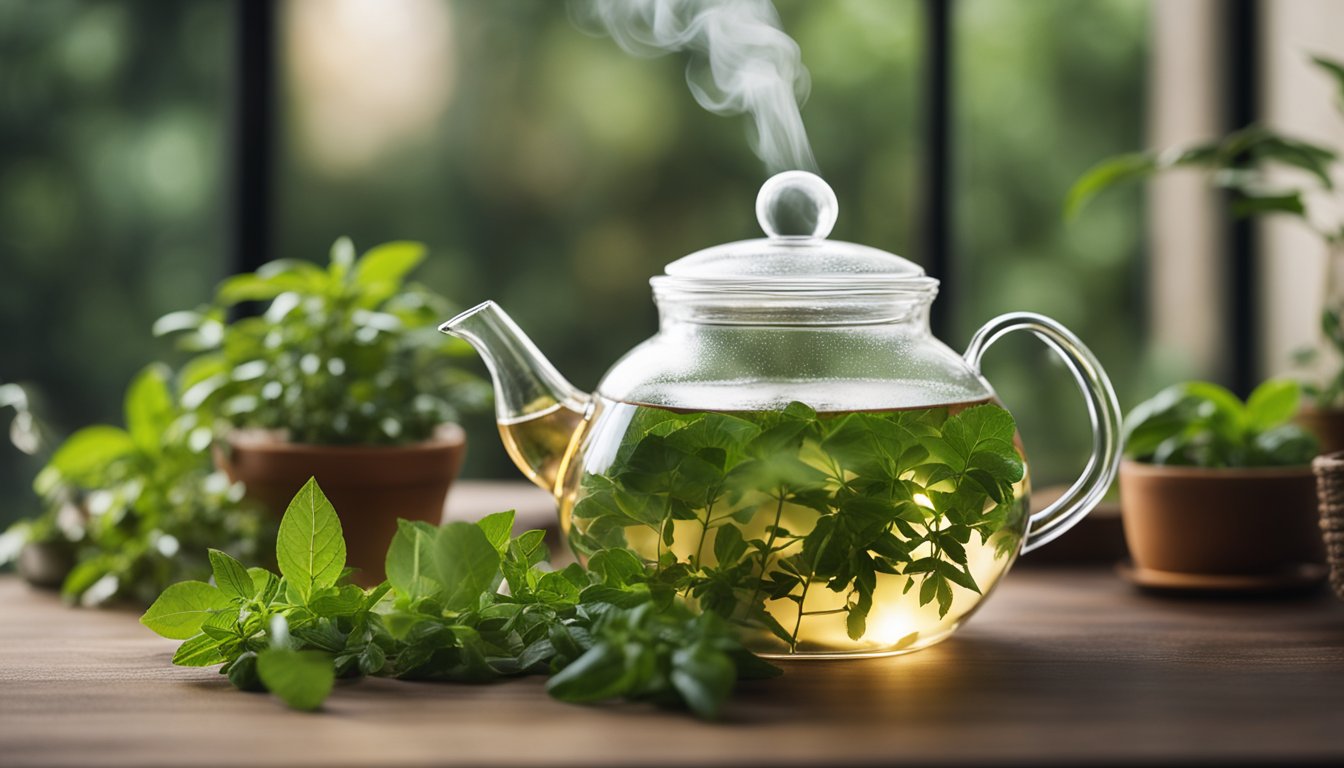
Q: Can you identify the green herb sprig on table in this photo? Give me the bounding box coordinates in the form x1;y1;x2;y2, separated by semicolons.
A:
1124;378;1318;467
569;401;1027;651
141;478;778;718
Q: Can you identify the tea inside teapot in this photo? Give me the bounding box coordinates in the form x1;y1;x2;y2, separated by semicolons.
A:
555;393;1029;657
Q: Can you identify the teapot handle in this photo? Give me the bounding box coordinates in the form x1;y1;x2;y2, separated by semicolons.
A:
963;312;1123;554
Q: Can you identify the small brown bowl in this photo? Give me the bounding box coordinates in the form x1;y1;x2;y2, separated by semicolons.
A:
1117;460;1326;591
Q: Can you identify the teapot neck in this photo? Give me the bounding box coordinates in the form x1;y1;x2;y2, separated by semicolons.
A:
653;286;937;329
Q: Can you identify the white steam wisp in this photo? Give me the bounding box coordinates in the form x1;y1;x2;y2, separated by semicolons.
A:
574;0;817;174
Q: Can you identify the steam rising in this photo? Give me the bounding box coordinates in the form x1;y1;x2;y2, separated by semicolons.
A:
574;0;817;174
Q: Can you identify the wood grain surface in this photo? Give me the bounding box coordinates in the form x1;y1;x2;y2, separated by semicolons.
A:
3;560;1344;767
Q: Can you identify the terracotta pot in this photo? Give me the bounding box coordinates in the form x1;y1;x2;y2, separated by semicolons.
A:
1296;405;1344;455
216;424;466;585
1118;460;1325;577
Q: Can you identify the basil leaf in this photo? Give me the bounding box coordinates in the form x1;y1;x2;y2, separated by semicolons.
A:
386;519;440;603
670;641;735;719
141;580;232;640
308;584;368;617
276;477;346;604
208;549;254;601
227;651;264;691
248;567;280;604
546;642;630;702
172;633;228;667
257;648;335;711
475;510;516;554
435;522;502;611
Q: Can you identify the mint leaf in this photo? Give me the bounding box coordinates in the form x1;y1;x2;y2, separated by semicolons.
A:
545;642;630;703
226;651;264;691
586;547;646;587
502;529;548;594
248;567;280;604
276;477;346;604
208;549;254;601
937;405;1017;470
200;610;243;642
476;510;516;554
671;640;735;719
435;522;502;611
663;412;760;467
308;584;369;617
172;633;228;667
141;580;233;640
257;648;335;711
936;559;981;594
386;519;440;603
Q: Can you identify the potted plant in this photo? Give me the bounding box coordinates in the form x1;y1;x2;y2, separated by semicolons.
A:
1119;378;1325;590
1069;55;1344;451
1;366;269;604
155;238;489;583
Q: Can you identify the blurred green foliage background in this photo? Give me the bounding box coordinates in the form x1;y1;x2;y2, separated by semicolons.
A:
0;0;1172;528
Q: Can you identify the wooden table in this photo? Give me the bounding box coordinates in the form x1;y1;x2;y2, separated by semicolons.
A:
3;483;1343;767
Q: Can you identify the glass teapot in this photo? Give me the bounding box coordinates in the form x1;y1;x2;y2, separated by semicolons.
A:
443;171;1121;658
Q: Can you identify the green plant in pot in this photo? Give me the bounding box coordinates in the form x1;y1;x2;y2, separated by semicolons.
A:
1069;54;1344;452
1;366;269;605
156;238;489;583
1119;378;1325;591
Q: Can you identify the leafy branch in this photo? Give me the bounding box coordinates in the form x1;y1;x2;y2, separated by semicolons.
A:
1066;54;1344;409
570;401;1026;652
1066;123;1338;231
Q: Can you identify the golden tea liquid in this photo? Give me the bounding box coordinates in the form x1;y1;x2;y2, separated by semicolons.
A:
498;401;588;491
513;395;1030;657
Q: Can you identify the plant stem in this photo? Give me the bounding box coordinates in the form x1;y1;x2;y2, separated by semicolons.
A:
789;522;834;651
692;495;718;569
788;579;812;653
655;495;671;563
743;493;786;620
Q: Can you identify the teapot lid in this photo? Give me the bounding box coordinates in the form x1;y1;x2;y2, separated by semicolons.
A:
656;171;934;292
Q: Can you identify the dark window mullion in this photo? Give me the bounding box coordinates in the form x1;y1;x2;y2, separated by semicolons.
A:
232;0;277;280
1225;0;1259;396
922;0;954;339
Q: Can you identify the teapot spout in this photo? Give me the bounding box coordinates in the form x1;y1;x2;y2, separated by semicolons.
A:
440;301;591;492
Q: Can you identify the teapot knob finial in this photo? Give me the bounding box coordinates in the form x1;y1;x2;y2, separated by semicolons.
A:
756;171;838;240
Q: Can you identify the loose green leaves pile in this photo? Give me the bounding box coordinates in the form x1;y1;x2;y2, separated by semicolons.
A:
570;401;1027;652
1124;378;1318;467
142;478;777;718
